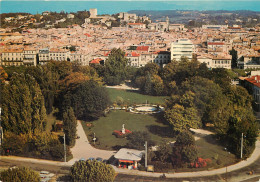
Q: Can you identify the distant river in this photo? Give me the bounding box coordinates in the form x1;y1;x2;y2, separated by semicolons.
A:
1;1;260;14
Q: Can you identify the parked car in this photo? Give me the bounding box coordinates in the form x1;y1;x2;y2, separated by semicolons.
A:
79;158;86;161
96;157;103;162
88;157;95;161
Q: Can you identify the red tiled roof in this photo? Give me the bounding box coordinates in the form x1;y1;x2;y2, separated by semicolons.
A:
208;42;225;46
245;75;260;88
84;33;91;37
136;46;149;52
104;51;111;57
90;58;103;64
128;23;144;25
126;52;140;57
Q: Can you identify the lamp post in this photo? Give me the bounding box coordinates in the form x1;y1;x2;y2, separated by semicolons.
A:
64;133;66;162
0;107;3;150
241;133;243;159
93;133;96;145
145;141;147;168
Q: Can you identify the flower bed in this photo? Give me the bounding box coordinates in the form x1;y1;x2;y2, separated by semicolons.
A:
190;158;211;168
113;129;132;138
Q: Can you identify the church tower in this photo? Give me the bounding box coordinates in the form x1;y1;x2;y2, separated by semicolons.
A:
166;16;170;31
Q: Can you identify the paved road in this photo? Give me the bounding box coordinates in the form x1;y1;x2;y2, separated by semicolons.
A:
69;121;116;165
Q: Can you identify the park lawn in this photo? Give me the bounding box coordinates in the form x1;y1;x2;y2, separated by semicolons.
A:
82;110;175;150
106;88;168;105
195;136;238;169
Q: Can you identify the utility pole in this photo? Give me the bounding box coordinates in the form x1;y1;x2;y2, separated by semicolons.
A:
241;133;243;159
64;133;66;162
145;141;147;168
0;107;2;149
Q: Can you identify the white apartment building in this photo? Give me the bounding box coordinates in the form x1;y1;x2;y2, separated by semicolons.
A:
171;39;194;61
1;49;24;66
49;49;70;62
197;54;231;69
38;48;50;65
23;48;37;66
70;52;91;66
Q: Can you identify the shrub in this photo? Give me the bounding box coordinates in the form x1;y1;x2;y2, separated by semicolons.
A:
190;157;211;168
70;160;115;182
0;167;40;182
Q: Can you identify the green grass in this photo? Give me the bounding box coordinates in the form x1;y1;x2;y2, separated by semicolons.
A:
106;88;168;105
82;111;175;150
195;136;238;169
46;111;62;133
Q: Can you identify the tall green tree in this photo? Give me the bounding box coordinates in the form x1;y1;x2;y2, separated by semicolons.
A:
63;107;77;146
104;48;128;85
62;80;110;120
70;160;115;182
1;73;46;134
0;167;40;182
230;48;238;69
172;131;198;167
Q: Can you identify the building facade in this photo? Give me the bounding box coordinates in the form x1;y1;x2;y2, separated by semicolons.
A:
171;39;194;61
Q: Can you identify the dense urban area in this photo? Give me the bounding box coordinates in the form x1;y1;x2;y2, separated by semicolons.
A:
0;8;260;182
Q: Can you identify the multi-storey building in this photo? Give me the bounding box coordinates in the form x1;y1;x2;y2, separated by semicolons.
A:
49;48;70;62
70;52;90;66
171;39;194;61
243;75;260;111
38;48;50;65
1;49;24;66
23;48;37;66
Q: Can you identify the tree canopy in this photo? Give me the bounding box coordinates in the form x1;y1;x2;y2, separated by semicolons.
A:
0;167;40;182
104;48;128;85
70;160;115;182
1;73;46;134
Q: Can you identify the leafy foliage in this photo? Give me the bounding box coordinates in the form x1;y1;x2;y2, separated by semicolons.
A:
126;131;155;150
63;107;77;146
0;167;40;182
62;80;110;120
1;73;46;134
172;131;198;167
70;160;115;182
104;48;128;85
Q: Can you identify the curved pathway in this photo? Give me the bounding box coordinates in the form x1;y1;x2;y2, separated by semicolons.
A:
69;121;116;165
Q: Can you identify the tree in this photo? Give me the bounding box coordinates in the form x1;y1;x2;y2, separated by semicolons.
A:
0;66;8;83
151;75;164;96
25;65;59;114
172;131;198;167
165;91;201;133
1;73;46;134
0;167;40;182
70;160;115;182
155;140;172;162
62;80;110;120
144;73;152;95
63;107;77;146
127;131;155;150
104;48;128;85
230;48;238;69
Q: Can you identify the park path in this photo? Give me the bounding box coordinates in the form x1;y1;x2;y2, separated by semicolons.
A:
105;83;139;90
68;120;116;165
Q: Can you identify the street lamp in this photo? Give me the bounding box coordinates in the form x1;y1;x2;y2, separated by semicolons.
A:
93;133;96;145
